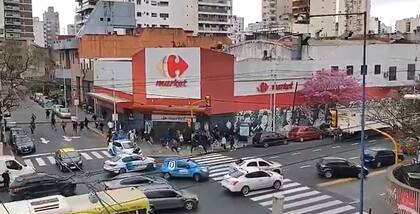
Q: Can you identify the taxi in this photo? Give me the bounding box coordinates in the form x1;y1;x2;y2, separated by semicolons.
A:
160;158;209;182
54;148;83;172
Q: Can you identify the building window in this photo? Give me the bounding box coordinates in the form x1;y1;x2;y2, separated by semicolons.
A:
160;13;169;18
151;1;157;5
331;66;339;72
346;65;353;75
159;1;169;6
408;64;416;80
136;12;142;17
137;0;141;4
389;66;397;81
151;13;157;17
374;64;381;74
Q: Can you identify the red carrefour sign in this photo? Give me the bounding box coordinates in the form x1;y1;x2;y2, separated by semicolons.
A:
156;54;189;87
257;82;294;93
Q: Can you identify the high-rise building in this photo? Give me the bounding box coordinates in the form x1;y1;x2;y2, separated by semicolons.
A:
67;24;76;35
33;17;45;47
198;0;232;35
229;15;244;43
395;16;420;33
292;0;310;24
0;0;34;41
262;0;292;29
43;6;60;47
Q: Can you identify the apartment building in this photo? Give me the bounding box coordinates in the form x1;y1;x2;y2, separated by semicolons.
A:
67;24;76;35
262;0;292;29
198;0;232;35
0;0;34;41
229;15;244;43
292;0;310;23
395;16;420;33
33;17;45;47
43;6;60;47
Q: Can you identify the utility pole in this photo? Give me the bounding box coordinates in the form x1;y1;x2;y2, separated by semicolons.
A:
273;73;277;132
112;70;117;132
62;62;67;108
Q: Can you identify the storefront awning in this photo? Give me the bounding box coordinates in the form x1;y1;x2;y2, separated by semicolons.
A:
88;92;131;104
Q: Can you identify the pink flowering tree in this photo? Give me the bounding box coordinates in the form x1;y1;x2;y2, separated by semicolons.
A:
299;69;361;124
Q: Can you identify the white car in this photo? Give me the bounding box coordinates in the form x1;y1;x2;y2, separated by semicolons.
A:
52;104;63;114
0;155;36;184
103;154;155;174
108;140;140;156
229;158;283;174
221;169;284;195
57;108;71;118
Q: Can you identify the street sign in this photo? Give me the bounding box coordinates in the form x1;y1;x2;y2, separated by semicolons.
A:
40;138;50;144
112;113;118;121
74;99;79;106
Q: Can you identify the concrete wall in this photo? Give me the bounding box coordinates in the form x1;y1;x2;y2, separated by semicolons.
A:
226;41;292;62
309;0;337;37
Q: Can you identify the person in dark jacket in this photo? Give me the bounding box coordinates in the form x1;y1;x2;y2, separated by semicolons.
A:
84;117;89;129
2;170;10;188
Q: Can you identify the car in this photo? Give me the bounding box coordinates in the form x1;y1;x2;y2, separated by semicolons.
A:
138;184;199;213
229;158;283;174
364;147;404;168
4;117;17;131
13;135;36;155
54;148;83;172
108;140;139;156
288;126;323;142
221;169;283;196
8;127;26;145
0;155;35;184
103;153;155;174
316;157;369;179
104;172;168;190
9;173;76;201
161;158;209;182
252;132;288;148
56;108;71;118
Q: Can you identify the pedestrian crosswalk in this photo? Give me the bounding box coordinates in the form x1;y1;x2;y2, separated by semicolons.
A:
22;150;111;167
190;153;362;214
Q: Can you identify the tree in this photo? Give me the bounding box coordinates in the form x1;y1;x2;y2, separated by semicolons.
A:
299;69;361;124
0;40;37;114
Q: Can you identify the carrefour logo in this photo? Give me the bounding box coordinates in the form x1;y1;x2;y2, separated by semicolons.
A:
156;54;189;87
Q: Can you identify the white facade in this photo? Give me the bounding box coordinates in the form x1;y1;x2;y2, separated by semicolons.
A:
33;17;45;47
247;22;264;32
43;7;60;47
395;16;420;33
229;15;244;43
226;40;292;62
198;0;232;35
135;0;198;35
93;58;133;95
262;0;292;30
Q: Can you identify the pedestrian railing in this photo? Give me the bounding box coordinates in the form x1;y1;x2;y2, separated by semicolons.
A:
386;162;420;214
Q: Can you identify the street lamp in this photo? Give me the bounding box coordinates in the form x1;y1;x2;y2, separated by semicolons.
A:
309;11;368;214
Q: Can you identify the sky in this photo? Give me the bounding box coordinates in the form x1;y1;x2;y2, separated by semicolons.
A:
32;0;420;34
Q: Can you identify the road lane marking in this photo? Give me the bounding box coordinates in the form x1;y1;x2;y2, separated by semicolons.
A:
191;154;223;160
283;200;343;214
300;165;311;169
46;156;56;164
352;143;359;145
101;151;112;158
349;156;359;160
209;163;232;170
91;152;104;159
204;159;236;166
317;205;355;214
209;171;231;178
260;190;322;207
368;140;376;143
246;179;293;196
35;158;46;166
80;153;93;160
291;152;302;155
210;168;230;173
24;159;33;167
284;195;331;209
191;155;225;161
22;147;108;158
379;193;386;196
250;186;309;201
331;146;341;149
312;149;322;152
197;157;234;164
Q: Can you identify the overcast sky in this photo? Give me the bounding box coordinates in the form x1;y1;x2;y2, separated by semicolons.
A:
32;0;420;34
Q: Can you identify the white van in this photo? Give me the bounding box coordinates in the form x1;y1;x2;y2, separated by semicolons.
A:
0;195;71;214
0;155;36;184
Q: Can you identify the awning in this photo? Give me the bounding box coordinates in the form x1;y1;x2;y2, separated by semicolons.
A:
88;92;131;103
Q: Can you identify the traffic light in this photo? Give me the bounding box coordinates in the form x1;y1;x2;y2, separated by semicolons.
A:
204;96;211;107
330;109;338;128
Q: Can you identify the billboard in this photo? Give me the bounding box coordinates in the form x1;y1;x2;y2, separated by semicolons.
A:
145;48;201;99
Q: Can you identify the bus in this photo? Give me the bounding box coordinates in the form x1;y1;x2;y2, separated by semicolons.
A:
0;187;150;214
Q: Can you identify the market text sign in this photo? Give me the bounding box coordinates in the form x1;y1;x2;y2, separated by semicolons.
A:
257;82;294;93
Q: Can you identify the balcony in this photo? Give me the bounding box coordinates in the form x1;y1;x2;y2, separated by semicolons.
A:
198;0;231;7
4;0;20;4
5;13;20;18
4;5;19;11
5;20;21;26
5;33;21;39
75;4;95;13
5;28;22;33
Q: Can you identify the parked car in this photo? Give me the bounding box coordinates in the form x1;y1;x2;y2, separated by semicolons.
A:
103;153;155;174
13;135;36;155
9;173;76;201
316;157;368;179
54;148;83;171
138;183;199;213
9;127;26;145
52;104;64;114
0;155;35;184
288;126;323;142
56;108;71;119
229;158;283;174
221;169;283;196
364;147;404;168
4;118;17;131
252;132;288;148
108;140;139;156
104;172;168;190
161;158;209;182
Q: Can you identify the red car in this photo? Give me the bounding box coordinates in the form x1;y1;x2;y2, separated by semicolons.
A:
288;126;323;142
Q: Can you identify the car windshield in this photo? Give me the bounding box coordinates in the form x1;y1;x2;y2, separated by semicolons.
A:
229;170;244;178
122;142;135;149
63;151;80;159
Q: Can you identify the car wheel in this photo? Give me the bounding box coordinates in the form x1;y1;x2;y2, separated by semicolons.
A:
146;163;154;170
118;168;126;174
241;186;250;196
300;137;304;142
163;172;171;180
324;171;333;179
376;161;382;168
264;143;269;148
184;201;195;211
193;173;201;182
273;180;282;190
357;172;363;179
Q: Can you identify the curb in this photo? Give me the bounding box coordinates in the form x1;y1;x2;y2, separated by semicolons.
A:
89;127;107;139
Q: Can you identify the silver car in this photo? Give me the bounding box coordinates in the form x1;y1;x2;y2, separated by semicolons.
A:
104;172;167;190
138;184;199;213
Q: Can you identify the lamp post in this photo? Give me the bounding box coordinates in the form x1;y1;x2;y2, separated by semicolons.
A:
308;11;368;214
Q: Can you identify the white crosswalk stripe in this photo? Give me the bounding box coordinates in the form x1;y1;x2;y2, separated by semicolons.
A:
24;159;33;167
46;156;56;164
80;152;93;160
101;151;112;158
91;151;104;159
35;157;46;166
191;153;359;214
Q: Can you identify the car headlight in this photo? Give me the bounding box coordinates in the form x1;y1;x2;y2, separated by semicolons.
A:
63;162;68;166
78;160;82;164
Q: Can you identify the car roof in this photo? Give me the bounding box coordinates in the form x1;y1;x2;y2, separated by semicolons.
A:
321;157;347;161
58;147;76;153
368;147;389;151
114;140;132;143
137;183;173;191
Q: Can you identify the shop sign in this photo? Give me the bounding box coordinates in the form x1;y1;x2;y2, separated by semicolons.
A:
257;82;294;93
398;191;417;214
152;114;196;123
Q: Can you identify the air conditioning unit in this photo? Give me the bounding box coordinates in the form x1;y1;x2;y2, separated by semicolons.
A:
383;72;389;78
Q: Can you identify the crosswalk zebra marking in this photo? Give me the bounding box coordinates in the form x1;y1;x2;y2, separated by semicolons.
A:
46;156;56;164
284;190;321;202
24;159;33;167
283;195;331;209
101;151;112;158
35;157;46;166
198;157;234;165
80;152;92;160
210;168;230;173
317;205;355;214
250;186;310;202
283;200;343;214
192;155;227;162
91;151;104;159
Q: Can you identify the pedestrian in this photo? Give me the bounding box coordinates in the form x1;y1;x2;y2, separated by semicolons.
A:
45;109;50;119
2;170;10;189
170;139;178;153
84;117;89;129
61;121;67;134
51;117;56;130
79;121;85;131
29;121;35;134
99;122;104;133
72;121;78;134
31;113;36;123
221;136;227;150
